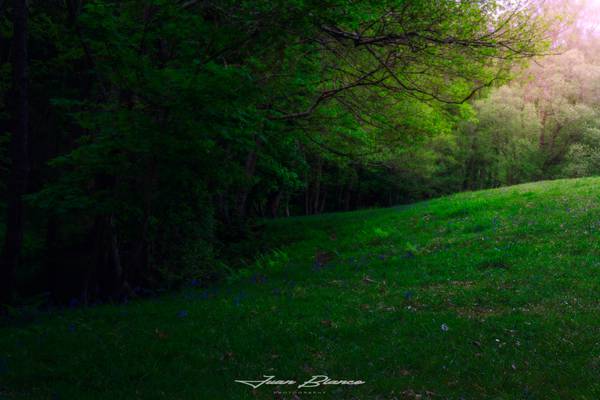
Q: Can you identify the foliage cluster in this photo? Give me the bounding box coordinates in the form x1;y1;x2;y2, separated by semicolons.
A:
0;0;550;301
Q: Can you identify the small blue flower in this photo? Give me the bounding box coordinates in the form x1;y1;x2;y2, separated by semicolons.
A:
233;292;247;306
313;261;325;271
177;310;188;318
404;291;414;300
68;298;79;308
190;279;200;287
68;324;76;333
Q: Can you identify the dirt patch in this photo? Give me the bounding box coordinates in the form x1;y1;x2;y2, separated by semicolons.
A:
423;280;476;291
453;306;506;319
478;259;510;270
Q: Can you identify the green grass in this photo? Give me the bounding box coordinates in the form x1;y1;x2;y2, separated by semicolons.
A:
4;177;600;399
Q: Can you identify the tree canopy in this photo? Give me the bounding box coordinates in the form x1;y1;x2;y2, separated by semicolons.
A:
0;0;557;302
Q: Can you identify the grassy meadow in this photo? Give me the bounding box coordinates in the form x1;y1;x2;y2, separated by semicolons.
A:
3;177;600;399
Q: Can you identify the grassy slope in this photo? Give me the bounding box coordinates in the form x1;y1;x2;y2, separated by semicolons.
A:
3;178;600;399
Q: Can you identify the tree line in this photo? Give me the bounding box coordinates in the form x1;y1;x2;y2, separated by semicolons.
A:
0;0;552;304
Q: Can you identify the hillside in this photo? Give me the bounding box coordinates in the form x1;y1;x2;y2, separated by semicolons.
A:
3;177;600;399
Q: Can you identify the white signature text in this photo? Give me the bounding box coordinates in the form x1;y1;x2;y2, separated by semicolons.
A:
235;375;365;389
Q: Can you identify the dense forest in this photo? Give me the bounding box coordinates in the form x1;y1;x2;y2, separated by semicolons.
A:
2;0;599;305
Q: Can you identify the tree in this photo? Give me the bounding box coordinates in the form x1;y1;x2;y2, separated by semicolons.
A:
0;0;553;302
459;86;542;188
1;0;29;305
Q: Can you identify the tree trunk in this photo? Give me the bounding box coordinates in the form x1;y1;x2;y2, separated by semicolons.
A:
312;158;322;214
284;194;290;217
268;191;282;218
235;137;260;218
319;187;327;214
91;214;124;301
344;182;352;211
539;111;547;149
1;0;29;305
216;193;230;224
304;173;311;215
106;215;122;298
